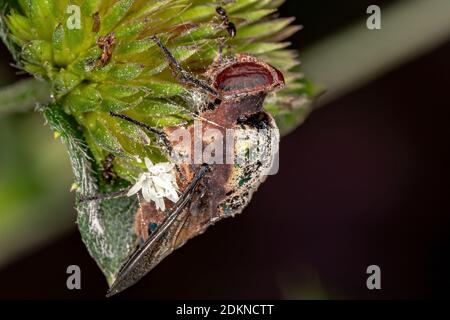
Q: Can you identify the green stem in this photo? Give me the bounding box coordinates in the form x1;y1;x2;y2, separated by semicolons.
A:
0;78;51;115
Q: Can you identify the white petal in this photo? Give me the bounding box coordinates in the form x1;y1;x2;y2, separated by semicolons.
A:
153;175;176;192
148;165;165;175
159;162;175;171
153;182;166;198
126;174;145;197
144;157;154;171
166;190;179;203
155;197;165;211
141;179;154;202
163;172;179;186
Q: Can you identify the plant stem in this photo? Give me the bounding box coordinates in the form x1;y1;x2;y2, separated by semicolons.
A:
0;78;51;115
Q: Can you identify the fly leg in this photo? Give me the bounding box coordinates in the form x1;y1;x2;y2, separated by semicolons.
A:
109;111;186;181
150;35;220;99
78;188;130;203
78;112;186;203
109;111;173;156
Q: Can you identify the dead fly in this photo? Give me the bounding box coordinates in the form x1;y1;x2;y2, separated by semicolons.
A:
83;35;284;296
96;32;115;67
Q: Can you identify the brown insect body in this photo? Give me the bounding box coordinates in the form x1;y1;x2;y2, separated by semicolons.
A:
136;54;283;239
111;54;284;296
97;32;115;67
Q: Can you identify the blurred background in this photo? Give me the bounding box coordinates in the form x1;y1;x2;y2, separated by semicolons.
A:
1;0;450;299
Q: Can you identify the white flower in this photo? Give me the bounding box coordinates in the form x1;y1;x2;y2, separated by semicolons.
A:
127;158;179;211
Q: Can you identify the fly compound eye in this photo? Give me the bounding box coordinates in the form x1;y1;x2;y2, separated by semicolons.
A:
213;61;284;96
273;66;285;87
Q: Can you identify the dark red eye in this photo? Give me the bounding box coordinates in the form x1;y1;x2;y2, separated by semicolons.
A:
274;67;285;85
214;62;275;94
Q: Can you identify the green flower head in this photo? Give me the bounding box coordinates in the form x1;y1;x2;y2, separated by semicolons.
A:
2;0;313;181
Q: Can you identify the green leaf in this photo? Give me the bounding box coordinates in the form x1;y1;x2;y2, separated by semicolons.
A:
233;9;277;23
84;112;126;154
43;104;139;285
51;69;83;96
4;11;33;43
97;83;143;99
114;20;146;39
138;80;186;98
115;37;155;57
172;25;218;44
21;39;53;64
228;0;261;13
135;98;186;116
236;41;289;55
63;83;103;113
81;0;102;16
1;7;22;62
126;0;178;21
77;194;139;285
99;0;135;34
27;0;57;40
110;62;144;81
234;17;295;40
101;96;142;112
173;4;214;22
52;23;72;66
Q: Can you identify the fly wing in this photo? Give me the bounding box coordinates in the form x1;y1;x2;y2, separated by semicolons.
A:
106;164;210;297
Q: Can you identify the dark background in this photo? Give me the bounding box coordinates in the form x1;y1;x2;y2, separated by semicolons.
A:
0;0;449;299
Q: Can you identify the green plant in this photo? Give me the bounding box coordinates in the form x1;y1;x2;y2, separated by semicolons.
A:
0;0;315;286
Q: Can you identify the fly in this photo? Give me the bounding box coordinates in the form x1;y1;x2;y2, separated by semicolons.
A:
83;35;284;297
